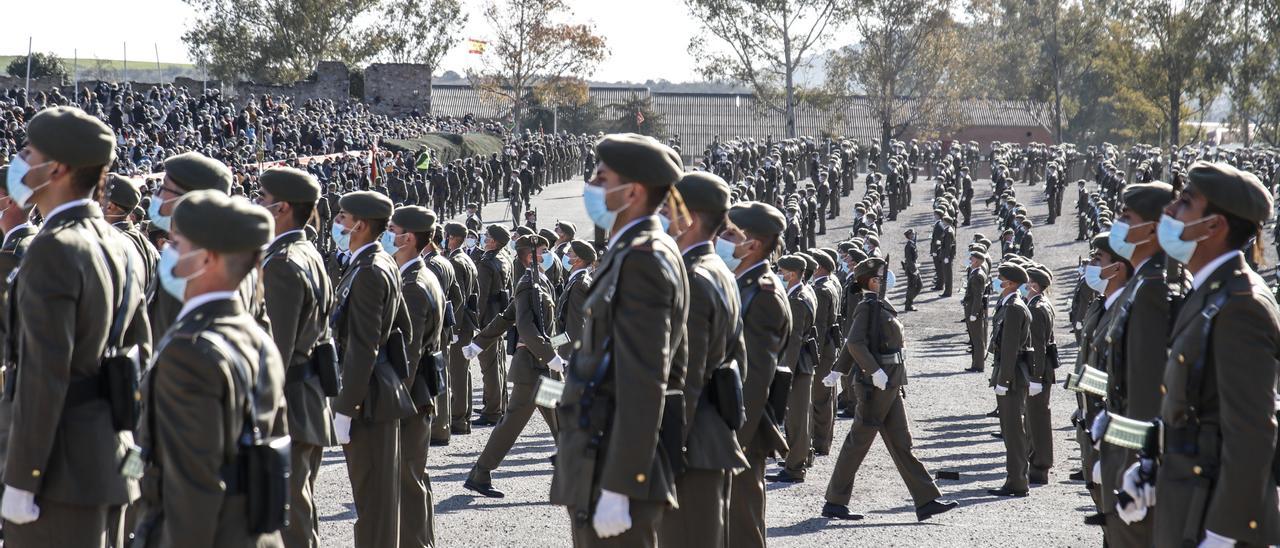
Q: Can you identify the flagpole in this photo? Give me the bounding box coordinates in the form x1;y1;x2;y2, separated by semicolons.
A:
24;37;32;106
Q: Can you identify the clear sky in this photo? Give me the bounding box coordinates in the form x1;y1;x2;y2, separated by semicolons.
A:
4;0;705;83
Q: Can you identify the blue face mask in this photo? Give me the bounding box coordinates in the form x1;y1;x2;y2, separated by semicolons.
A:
1083;265;1108;293
583;183;632;230
715;237;741;270
1157;213;1210;265
1018;284;1029;298
158;246;205;301
1108;220;1153;262
658;214;671;232
562;254;574;271
886;269;897;292
148;193;181;233
5;155;51;209
380;230;399;254
540;252;555;271
331;222;352;251
991;278;1004;294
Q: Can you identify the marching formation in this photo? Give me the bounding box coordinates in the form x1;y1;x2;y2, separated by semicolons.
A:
0;93;1277;548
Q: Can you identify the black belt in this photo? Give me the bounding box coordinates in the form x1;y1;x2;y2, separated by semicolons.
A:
65;374;105;406
285;360;317;384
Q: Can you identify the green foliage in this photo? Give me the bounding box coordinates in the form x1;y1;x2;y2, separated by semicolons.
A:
5;52;67;81
381;133;505;163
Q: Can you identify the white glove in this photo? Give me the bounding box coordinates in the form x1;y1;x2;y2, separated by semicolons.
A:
1118;462;1153;523
592;489;632;539
872;369;888;390
1090;410;1109;447
821;371;842;388
1198;530;1236;548
1075;321;1083;331
1028;382;1043;397
462;343;482;361
968;315;976;322
334;413;352;445
451;334;459;344
944;258;950;264
1091;461;1101;484
1;485;39;525
547;355;566;374
994;384;1009;396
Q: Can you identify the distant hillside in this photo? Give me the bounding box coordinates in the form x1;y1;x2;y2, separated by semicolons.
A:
1;55;200;83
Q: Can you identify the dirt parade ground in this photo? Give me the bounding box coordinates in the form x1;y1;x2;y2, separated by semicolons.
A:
303;173;1139;547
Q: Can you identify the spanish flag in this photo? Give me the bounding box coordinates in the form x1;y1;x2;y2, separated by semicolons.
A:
468;39;487;55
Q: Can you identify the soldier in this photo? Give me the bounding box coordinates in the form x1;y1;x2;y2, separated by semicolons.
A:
385;205;446;548
473;224;514;426
442;221;480;435
330;191;416;548
819;257;957;521
1095;181;1174;546
808;249;842;458
256;167;335;548
0;165;34;486
963;251;990;373
660;172;746;547
1121;163;1280;547
718;201;791;547
1019;219;1036;258
938;215;957;297
130;190;284;546
0;107;150;547
768;254;818;483
929;209;945;290
902;228;922;311
549;134;687;545
554;240;594;359
987;263;1035;497
1024;265;1056;485
103;174;159;301
420;223;461;446
460;234;562;498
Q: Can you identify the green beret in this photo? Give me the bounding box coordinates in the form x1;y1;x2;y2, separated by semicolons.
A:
866;235;880;247
853;257;886;280
555;221;577;238
998;264;1028;284
106;173;142;210
260;167;321;204
675;171;731;213
595;133;683;187
514;233;545;251
969;250;988;261
797;252;817;274
810;249;835;272
728;201;786;237
515;226;533;237
1092;231;1118;260
164;152;232;194
486;224;511;245
444;221;467;237
538;229;557;246
1028;266;1052;288
777;254;806;272
1187;161;1273;225
1121;181;1173;222
837;241;855;254
568;239;596;263
173;190;273;253
391;206;436;233
26;107;115;168
340;191;393;220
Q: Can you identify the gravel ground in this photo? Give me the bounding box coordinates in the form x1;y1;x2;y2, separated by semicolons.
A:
314;174;1106;547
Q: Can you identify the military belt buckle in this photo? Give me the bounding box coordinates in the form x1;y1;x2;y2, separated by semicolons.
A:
1075;365;1109;397
1103;413;1154;451
535;376;565;408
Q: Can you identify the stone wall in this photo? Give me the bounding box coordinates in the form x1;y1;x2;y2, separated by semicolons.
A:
233;61;351;105
0;75;63;94
364;63;433;116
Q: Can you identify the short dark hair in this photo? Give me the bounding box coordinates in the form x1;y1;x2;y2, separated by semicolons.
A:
70;164;108;202
411;230;432;253
289;201;316;229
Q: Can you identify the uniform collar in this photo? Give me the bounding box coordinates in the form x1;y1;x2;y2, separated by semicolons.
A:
2;222;33;248
1191;251;1240;292
176;290;238;323
399;256;423;275
607;215;656;250
736;260;769;281
41;198;95;229
269;228;305;250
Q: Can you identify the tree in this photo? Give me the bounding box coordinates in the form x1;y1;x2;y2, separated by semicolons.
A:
1127;0;1229;146
686;0;845;139
827;0;968;169
182;0;387;83
608;94;666;138
1222;0;1275;147
378;0;468;113
468;0;608;132
1250;1;1280;145
5;52;68;81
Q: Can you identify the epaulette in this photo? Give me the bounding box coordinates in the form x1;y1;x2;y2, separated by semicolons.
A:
759;274;777;291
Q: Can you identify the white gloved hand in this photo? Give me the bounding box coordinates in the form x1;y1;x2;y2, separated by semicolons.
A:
872;369;889;390
451;334;459;344
1028;382;1043;397
547;355;566;374
592;489;632;539
821;371;842;388
1119;462;1154;523
1198;530;1236;548
462;343;482;361
1075;321;1083;331
1090;410;1110;447
1091;461;1102;484
1116;490;1148;524
944;258;951;264
1;485;40;525
334;413;352;445
968;315;976;322
994;384;1009;396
